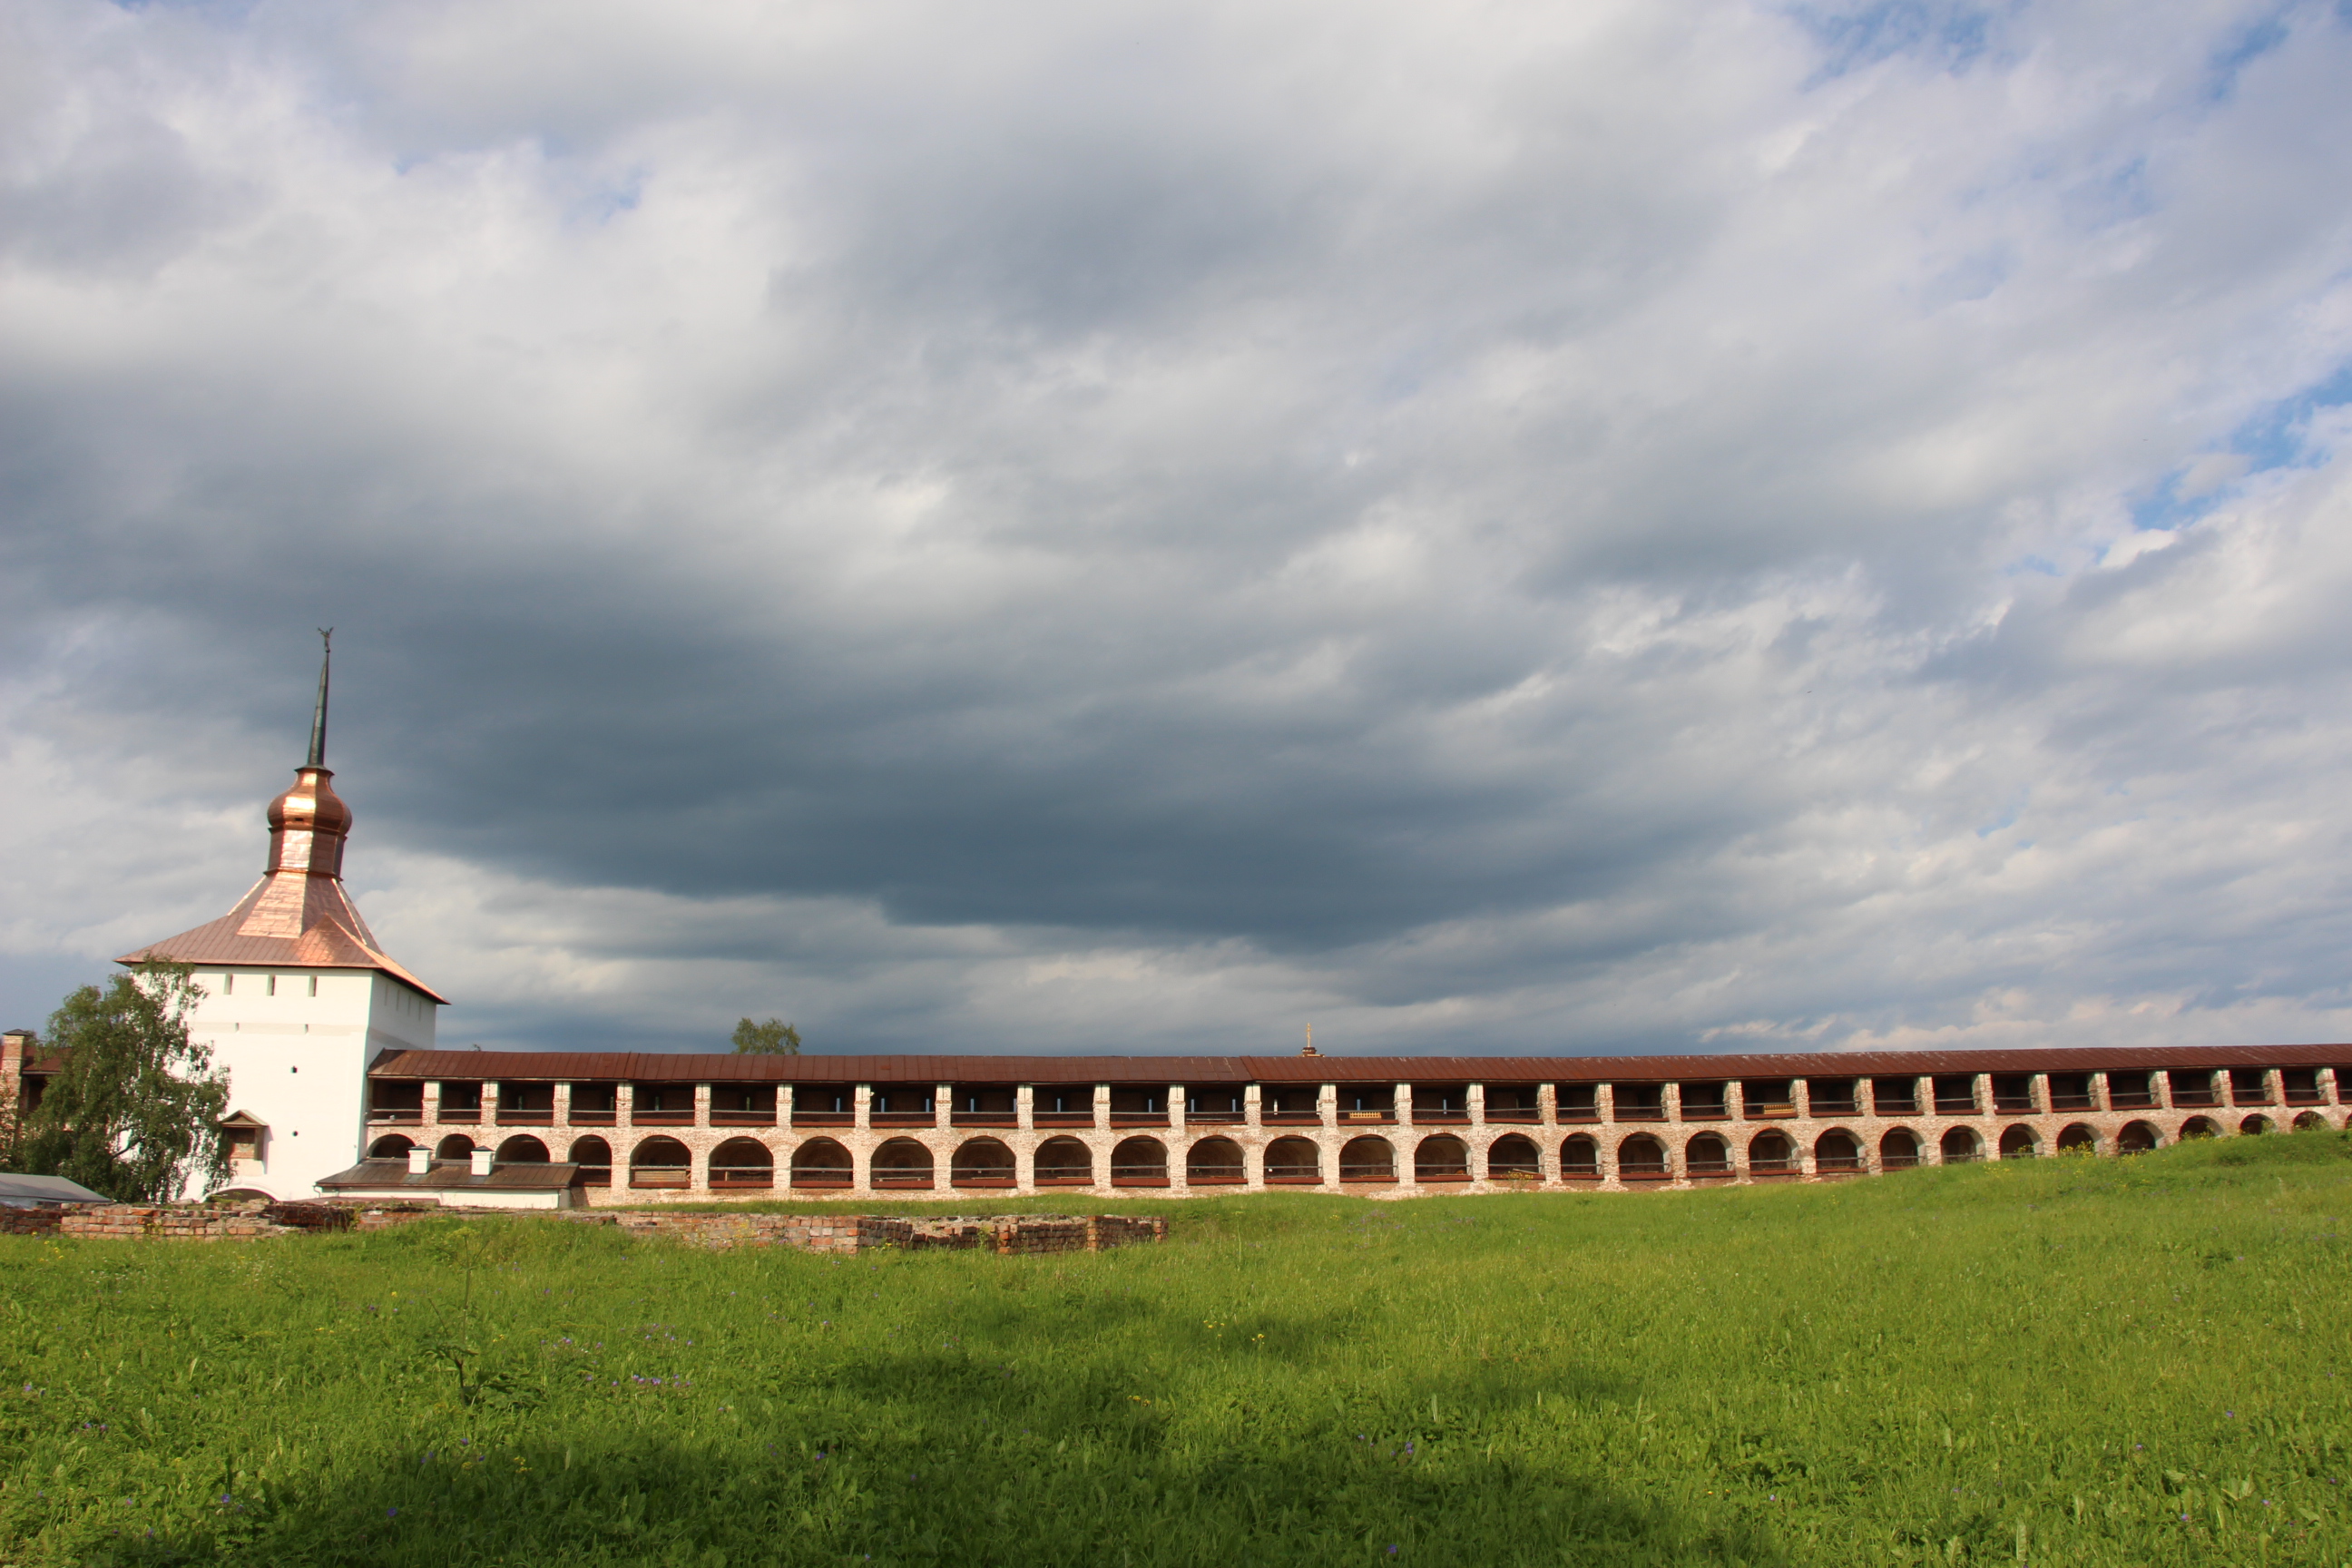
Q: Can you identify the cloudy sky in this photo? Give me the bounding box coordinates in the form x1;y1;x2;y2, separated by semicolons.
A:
4;0;2349;1059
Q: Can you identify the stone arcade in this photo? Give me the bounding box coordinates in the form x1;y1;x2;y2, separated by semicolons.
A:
344;1042;2350;1205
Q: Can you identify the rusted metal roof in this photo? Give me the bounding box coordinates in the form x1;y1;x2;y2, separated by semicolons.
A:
365;1042;2352;1084
317;1159;580;1191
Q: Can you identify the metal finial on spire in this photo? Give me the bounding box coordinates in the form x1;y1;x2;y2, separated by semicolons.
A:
306;628;333;768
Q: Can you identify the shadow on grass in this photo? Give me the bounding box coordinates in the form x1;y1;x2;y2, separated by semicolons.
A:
124;1427;1783;1568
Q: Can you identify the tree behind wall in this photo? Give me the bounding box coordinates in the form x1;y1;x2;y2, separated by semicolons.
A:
6;960;230;1200
731;1016;802;1054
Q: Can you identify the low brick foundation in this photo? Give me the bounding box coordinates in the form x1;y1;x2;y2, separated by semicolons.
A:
59;1204;304;1240
7;1199;1167;1254
561;1210;1169;1256
0;1207;66;1237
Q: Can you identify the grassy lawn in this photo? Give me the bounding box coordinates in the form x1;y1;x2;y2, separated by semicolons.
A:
3;1132;2349;1566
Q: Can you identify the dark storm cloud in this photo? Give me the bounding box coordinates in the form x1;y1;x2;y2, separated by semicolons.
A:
4;0;2351;1054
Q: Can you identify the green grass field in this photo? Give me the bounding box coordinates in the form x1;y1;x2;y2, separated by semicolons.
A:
4;1132;2350;1566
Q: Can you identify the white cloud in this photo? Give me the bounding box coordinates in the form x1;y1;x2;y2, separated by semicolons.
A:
3;0;2350;1056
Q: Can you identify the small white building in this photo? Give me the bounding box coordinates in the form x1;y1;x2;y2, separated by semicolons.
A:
118;644;446;1202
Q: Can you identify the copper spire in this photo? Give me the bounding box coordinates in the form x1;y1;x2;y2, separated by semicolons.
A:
114;632;448;1002
259;632;354;888
307;627;331;769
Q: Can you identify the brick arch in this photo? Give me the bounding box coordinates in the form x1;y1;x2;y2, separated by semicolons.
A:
1879;1127;1921;1170
495;1134;550;1163
1813;1129;1861;1172
1414;1134;1469;1182
2117;1121;2161;1153
1617;1133;1668;1181
1748;1130;1798;1174
1187;1136;1246;1184
2239;1114;2273;1136
2293;1111;2328;1132
2178;1116;2221;1140
1685;1132;1731;1178
1264;1136;1322;1183
368;1133;413;1159
1938;1126;1982;1163
1486;1134;1541;1181
789;1137;853;1189
1999;1124;2038;1160
1034;1136;1094;1185
1559;1134;1600;1180
568;1135;613;1187
710;1136;774;1190
2056;1123;2099;1154
950;1137;1016;1186
1111;1137;1169;1186
872;1137;935;1189
1338;1136;1396;1182
433;1134;475;1161
629;1135;692;1190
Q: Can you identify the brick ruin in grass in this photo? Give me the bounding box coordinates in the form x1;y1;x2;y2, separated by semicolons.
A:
1;1200;1166;1256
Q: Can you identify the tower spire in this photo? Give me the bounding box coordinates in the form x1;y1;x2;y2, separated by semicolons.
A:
306;628;332;768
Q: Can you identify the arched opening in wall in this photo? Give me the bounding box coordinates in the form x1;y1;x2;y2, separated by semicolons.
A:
2239;1114;2273;1136
1813;1130;1861;1173
2178;1116;2220;1140
568;1136;613;1187
2293;1112;2328;1132
629;1136;692;1190
496;1135;551;1163
872;1138;935;1189
2055;1123;2099;1155
2116;1122;2160;1154
1685;1133;1731;1179
1618;1134;1669;1181
709;1137;775;1190
1414;1135;1470;1182
1264;1137;1322;1183
1187;1137;1246;1184
1879;1129;1920;1171
1111;1137;1169;1186
1560;1135;1600;1180
1034;1137;1094;1186
1487;1135;1541;1181
1748;1131;1798;1176
950;1138;1016;1186
434;1135;475;1162
1999;1125;2038;1160
1338;1136;1396;1182
790;1138;854;1189
368;1134;413;1160
1939;1127;1982;1164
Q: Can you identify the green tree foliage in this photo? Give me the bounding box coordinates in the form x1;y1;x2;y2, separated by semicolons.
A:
9;959;230;1200
730;1015;802;1054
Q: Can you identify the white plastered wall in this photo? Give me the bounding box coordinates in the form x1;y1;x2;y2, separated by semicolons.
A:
180;966;439;1200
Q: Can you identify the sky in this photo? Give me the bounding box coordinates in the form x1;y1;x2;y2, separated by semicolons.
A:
4;0;2350;1060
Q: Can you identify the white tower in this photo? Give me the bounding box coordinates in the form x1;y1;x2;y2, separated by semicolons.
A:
120;636;445;1200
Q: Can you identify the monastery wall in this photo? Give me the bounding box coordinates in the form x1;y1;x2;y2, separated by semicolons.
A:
361;1058;2351;1203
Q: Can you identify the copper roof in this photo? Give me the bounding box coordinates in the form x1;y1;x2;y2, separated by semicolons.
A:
365;1042;2351;1084
117;759;446;1003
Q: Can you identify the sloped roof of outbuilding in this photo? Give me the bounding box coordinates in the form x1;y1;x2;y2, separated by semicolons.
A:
317;1160;582;1192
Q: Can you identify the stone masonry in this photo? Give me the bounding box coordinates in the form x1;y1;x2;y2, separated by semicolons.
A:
356;1047;2352;1205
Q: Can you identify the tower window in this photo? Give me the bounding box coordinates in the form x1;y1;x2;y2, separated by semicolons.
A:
267;975;278;996
308;975;318;997
223;973;235;995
